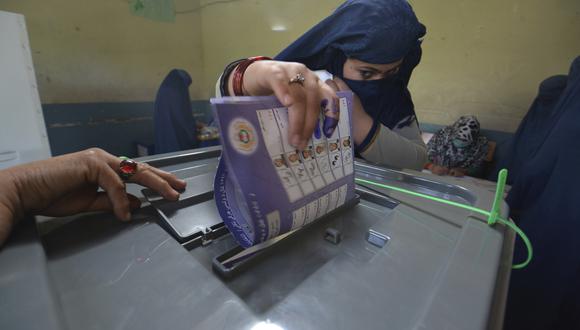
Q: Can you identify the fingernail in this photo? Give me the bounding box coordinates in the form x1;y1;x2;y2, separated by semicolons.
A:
314;118;321;139
323;116;339;138
283;95;292;105
124;211;132;221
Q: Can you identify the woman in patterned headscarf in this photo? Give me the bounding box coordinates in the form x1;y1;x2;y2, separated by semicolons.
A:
426;115;489;176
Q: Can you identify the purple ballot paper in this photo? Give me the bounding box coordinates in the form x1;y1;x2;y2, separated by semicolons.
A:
211;92;356;248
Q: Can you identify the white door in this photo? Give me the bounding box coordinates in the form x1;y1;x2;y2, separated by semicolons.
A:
0;11;51;170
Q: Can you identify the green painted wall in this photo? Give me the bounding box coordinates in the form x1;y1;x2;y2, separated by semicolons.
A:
408;0;580;132
199;0;343;97
200;0;580;132
2;0;579;132
0;0;205;103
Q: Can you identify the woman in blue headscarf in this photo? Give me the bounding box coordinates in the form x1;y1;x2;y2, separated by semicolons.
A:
217;0;427;169
154;69;198;153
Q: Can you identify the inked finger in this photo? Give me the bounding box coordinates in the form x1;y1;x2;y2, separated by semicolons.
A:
300;76;322;147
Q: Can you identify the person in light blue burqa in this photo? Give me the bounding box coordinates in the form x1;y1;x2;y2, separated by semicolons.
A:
154;69;198;154
218;0;427;170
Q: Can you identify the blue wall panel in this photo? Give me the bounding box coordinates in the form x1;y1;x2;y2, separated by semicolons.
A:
42;101;213;157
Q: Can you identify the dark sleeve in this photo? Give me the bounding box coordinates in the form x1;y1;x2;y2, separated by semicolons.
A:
355;120;381;155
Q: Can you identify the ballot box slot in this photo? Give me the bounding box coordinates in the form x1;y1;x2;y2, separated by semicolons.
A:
212;197;360;279
354;185;400;209
144;146;222;168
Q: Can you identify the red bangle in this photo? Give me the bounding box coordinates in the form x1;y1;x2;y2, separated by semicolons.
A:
232;56;271;96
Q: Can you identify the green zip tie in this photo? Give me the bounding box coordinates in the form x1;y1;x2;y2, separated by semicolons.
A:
487;169;508;225
354;169;532;269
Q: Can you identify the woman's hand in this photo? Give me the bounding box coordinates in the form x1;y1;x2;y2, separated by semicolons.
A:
0;148;186;246
430;164;450;176
449;168;467;177
230;60;339;150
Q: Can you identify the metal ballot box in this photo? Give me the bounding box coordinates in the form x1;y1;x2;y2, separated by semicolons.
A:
0;146;513;330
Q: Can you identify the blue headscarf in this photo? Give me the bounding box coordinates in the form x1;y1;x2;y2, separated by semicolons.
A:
494;74;569;184
154;69;198;154
275;0;426;130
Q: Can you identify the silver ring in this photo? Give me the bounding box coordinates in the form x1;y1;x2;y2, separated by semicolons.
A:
289;73;305;86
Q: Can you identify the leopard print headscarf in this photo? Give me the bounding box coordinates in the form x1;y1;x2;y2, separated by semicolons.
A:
427;115;489;169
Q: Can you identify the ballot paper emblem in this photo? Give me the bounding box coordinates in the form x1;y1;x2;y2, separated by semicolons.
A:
228;118;258;155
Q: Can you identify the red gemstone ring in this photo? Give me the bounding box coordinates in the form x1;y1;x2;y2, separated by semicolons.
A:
119;157;138;180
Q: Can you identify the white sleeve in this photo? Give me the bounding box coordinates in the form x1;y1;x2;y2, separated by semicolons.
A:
359;120;427;170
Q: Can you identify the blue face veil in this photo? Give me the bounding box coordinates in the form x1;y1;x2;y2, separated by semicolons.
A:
275;0;426;130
